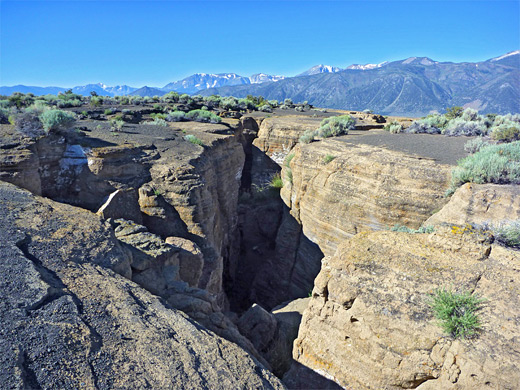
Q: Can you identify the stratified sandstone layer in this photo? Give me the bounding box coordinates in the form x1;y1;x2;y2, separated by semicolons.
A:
281;139;452;258
253;115;323;162
426;183;520;226
285;226;520;389
0;181;284;389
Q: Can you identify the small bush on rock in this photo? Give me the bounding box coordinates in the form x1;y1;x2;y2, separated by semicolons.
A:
184;134;204;146
464;137;490;154
480;220;520;248
299;129;315;144
166;111;186;122
450;141;520;192
317;115;355;138
384;121;403;134
390;224;434;233
269;173;283;189
186;109;221;124
323;154;336;163
39;109;75;132
428;288;484;339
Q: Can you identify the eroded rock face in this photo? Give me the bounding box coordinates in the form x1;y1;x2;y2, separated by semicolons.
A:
285;226;520;389
281;139;452;258
0;123;247;310
426;183;520;226
253;116;323;163
0;181;284;389
147;135;245;305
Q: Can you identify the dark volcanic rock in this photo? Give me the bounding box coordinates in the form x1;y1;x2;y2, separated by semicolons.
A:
0;181;284;389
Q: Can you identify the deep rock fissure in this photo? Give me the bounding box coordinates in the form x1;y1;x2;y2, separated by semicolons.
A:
2;118;327;381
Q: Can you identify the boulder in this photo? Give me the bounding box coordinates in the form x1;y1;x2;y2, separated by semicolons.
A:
238;304;277;352
426;183;520;226
165;236;204;287
96;188;142;224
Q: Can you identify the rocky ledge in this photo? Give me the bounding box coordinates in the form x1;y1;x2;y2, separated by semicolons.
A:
0;181;284;389
285;224;520;389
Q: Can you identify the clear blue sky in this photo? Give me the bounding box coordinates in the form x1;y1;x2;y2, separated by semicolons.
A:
1;0;519;87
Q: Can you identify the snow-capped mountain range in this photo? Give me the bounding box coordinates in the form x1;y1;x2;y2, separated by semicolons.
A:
2;51;518;99
162;73;286;94
297;64;341;76
346;61;388;70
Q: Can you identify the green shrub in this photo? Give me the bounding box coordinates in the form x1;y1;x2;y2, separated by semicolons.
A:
90;96;102;107
269;173;283;189
179;94;192;104
384;121;403;134
150;112;167;120
481;220;520;248
323;154;336;163
317;115;355;138
166;111;186;122
284;153;295;167
220;96;239;111
110;118;124;132
39;109;75;132
184;134;204;146
443;117;488;137
445;106;464;120
258;104;273;113
299;129;315;144
185;109;221;124
390;224;434;233
162;91;180;103
464;137;490;154
104;108;113;115
57;99;82;108
428;288;484;339
491;123;520;142
406;114;447;134
450;142;520;191
286;168;293;185
150;118;168;127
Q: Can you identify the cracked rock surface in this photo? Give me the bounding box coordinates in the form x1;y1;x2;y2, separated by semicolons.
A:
0;181;284;390
284;226;520;389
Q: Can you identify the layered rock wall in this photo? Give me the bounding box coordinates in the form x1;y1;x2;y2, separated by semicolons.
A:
281;139;452;258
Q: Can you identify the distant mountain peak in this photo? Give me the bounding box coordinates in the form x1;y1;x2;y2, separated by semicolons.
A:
489;50;520;62
401;57;437;65
347;61;388;70
249;73;285;84
298;64;341;76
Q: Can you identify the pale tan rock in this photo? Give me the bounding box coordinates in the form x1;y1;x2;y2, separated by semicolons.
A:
426;183;520;226
253;115;323;162
281;139;452;257
287;226;520;390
